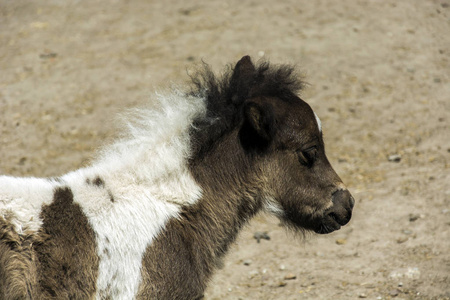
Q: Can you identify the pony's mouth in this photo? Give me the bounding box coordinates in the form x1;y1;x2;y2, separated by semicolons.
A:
313;212;346;234
314;221;341;234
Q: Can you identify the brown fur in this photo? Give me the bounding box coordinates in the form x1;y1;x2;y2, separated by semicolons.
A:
0;218;39;299
0;187;99;299
35;187;99;299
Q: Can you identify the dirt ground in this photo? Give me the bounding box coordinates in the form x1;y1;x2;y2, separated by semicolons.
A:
1;0;449;299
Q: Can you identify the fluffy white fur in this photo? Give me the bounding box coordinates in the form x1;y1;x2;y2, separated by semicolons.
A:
0;90;207;299
0;176;56;233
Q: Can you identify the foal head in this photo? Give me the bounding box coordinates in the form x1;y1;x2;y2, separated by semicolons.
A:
191;56;354;234
249;95;354;234
233;56;354;234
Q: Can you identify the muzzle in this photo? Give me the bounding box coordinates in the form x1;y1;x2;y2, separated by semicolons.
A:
315;189;354;234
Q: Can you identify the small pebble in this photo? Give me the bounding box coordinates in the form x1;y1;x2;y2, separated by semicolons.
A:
253;231;270;243
243;259;252;266
336;238;347;245
284;273;297;280
389;289;400;297
409;214;420;222
388;154;402;162
277;281;287;287
397;237;408;244
39;52;57;59
359;293;367;298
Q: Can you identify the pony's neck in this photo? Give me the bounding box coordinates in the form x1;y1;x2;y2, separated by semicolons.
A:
185;130;263;267
138;131;263;298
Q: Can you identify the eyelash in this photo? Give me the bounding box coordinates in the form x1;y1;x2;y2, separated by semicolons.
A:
297;146;317;167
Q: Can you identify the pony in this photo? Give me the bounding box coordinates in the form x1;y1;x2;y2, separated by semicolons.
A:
0;56;354;299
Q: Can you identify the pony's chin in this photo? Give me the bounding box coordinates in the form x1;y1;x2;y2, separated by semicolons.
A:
313;220;342;234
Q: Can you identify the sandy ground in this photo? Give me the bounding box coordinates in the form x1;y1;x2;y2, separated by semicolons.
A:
1;0;449;299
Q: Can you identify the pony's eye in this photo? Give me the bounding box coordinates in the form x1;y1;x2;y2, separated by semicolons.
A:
297;146;317;167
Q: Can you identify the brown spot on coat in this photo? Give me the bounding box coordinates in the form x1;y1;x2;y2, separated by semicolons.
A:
86;176;105;188
92;177;105;187
0;187;99;298
34;187;99;298
0;217;40;298
108;190;115;203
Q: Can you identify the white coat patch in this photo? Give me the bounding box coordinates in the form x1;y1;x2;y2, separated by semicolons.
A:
0;176;56;234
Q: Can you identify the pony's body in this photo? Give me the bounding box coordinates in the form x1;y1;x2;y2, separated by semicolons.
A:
1;92;204;299
0;56;354;299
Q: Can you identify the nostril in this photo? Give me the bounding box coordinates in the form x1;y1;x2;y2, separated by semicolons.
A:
327;210;351;226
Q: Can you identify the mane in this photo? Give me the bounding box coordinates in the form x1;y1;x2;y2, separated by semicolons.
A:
93;90;206;184
92;59;305;175
188;59;305;157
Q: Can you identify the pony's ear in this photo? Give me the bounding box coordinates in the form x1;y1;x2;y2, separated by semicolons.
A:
239;101;276;151
230;56;256;104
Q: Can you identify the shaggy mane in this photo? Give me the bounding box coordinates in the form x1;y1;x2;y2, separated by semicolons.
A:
93;91;206;183
188;59;305;157
93;58;305;172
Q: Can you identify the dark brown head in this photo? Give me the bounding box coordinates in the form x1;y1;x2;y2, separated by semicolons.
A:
245;93;354;234
191;56;354;234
